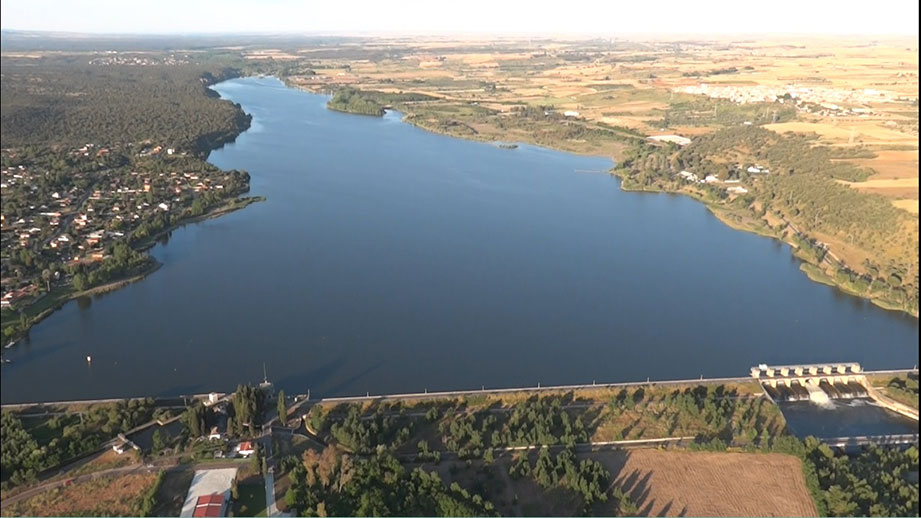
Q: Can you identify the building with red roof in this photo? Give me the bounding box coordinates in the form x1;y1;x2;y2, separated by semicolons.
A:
192;493;226;517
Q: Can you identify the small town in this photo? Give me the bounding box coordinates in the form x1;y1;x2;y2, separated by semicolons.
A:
0;143;252;329
675;83;917;115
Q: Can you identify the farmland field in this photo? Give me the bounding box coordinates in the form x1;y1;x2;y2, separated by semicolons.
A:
591;449;817;517
3;472;159;517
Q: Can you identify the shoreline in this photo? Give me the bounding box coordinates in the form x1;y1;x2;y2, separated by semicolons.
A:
3;193;265;348
611;172;919;319
282;76;916;318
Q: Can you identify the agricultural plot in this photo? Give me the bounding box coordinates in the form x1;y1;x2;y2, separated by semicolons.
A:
591;449;817;517
2;472;160;517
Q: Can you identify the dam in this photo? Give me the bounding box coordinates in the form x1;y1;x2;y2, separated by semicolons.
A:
752;362;869;403
753;363;918;443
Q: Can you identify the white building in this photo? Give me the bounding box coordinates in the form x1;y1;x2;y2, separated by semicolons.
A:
648;135;692;146
677;170;699;182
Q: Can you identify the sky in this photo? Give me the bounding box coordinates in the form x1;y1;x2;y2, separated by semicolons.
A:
1;0;918;36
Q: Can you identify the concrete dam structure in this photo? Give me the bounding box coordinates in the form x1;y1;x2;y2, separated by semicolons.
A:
751;363;868;404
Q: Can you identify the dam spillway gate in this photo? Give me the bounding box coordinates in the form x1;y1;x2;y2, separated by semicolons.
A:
751;362;868;403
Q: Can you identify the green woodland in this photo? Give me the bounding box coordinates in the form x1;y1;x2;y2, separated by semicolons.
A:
290;390;920;516
2;387;918;516
1;399;157;488
327;88;436;116
0;59;249;152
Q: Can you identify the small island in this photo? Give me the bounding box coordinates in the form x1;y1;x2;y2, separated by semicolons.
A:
326;87;436;117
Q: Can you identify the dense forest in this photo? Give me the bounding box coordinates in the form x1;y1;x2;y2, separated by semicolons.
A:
0;57;250;153
801;440;919;516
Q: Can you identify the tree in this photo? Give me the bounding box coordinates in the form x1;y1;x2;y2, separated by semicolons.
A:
41;269;52;291
72;273;87;292
277;390;287;426
252;443;263;474
483;448;495;464
152;429;165;453
185;405;204;438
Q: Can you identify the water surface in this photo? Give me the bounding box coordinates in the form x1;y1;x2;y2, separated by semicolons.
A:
1;77;917;403
779;399;919;438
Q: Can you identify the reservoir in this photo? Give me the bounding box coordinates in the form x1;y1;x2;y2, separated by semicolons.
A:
0;77;917;403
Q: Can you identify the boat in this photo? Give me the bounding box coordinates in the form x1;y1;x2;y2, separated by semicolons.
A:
86;355;92;363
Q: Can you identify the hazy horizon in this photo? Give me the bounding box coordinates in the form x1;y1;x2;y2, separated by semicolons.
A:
2;0;918;36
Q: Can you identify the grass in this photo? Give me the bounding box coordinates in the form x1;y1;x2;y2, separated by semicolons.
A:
870;373;920;410
3;472;159;517
232;478;267;517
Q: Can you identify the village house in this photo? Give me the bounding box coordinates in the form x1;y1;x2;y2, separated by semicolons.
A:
235;441;255;457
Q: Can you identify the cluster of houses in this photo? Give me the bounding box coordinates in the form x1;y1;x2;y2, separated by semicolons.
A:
0;284;38;308
0;143;233;310
674;83;911;115
675;162;772;195
88;53;189;66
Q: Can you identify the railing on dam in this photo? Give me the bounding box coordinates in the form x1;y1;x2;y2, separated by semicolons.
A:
751;362;863;380
821;434;919;448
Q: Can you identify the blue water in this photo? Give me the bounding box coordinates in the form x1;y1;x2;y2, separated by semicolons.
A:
779;398;918;438
0;77;917;403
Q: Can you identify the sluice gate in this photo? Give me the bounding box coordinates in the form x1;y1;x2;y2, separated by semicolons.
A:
752;362;868;403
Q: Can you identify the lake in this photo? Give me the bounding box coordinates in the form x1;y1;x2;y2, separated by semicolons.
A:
1;77;917;403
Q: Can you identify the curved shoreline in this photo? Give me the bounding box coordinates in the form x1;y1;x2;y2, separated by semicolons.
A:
611;174;919;319
3;193;265;350
286;78;916;318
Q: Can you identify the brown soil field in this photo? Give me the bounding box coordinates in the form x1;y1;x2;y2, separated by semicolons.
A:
4;472;158;517
841;177;919;189
590;449;817;517
839;177;919;200
857;150;920;180
765;121;917;146
855;186;919;198
893;199;920;213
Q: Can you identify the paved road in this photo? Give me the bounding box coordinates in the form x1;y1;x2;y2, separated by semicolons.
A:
264;468;280;517
397;436;695;463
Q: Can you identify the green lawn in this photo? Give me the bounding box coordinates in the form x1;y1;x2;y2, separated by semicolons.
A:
232;480;267;517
